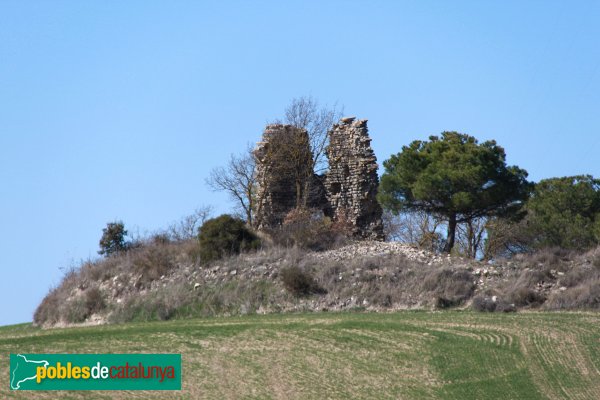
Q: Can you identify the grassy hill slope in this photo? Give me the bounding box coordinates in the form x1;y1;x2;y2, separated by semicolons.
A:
2;311;599;399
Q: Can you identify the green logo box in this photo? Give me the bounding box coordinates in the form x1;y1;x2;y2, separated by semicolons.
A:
10;353;181;390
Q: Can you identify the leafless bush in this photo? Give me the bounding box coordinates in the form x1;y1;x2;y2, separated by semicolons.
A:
422;269;476;307
472;295;516;312
84;286;106;315
110;279;279;323
62;298;89;323
371;291;394;307
131;242;178;287
455;217;488;259
507;287;545;307
281;96;344;173
472;295;496;312
527;247;573;268
280;265;325;297
545;279;600;310
273;208;343;251
206;143;259;225
383;210;444;253
330;207;355;239
110;283;193;322
559;267;600;288
167;206;213;241
34;267;84;325
33;288;62;326
61;287;106;323
484;217;535;259
513;269;553;288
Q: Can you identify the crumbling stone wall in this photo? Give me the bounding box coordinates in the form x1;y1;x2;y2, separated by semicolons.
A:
254;124;327;230
325;117;384;240
253;118;384;240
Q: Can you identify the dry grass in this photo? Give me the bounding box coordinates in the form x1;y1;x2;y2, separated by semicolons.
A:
280;266;325;296
34;234;600;325
545;279;600;310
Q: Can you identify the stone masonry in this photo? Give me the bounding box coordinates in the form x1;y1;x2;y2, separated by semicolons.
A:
254;124;327;230
254;117;384;240
325;117;384;240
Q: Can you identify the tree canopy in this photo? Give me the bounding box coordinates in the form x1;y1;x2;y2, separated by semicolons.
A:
526;175;600;250
378;132;530;253
98;221;129;256
197;214;261;263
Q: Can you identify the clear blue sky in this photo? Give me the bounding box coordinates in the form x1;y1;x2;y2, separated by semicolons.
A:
1;1;599;325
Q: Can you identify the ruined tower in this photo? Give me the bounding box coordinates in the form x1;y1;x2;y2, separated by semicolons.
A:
325;117;384;240
253;124;327;230
253;117;384;240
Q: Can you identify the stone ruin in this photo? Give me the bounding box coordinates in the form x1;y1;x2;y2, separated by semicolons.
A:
253;124;327;229
324;117;384;240
254;117;384;240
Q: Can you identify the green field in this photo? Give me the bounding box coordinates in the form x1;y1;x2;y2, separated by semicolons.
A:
2;312;599;399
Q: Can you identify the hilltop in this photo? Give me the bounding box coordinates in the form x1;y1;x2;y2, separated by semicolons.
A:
34;238;600;328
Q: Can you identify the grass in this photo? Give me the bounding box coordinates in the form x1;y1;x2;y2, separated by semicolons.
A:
1;311;599;399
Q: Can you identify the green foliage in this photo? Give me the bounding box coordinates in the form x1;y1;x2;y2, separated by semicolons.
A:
379;132;530;252
197;214;260;263
98;221;129;256
486;175;600;254
527;175;600;250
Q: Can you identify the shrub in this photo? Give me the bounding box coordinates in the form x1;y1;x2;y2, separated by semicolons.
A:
274;207;345;251
131;243;176;288
435;296;461;309
508;287;545;307
63;298;89;323
472;295;496;312
513;269;553;288
61;287;106;323
423;269;475;306
98;221;129;256
371;292;393;307
149;233;171;245
545;279;600;310
33;288;62;326
280;208;330;249
330;207;355;238
472;295;516;312
496;300;517;312
197;215;260;263
109;280;279;323
559;268;600;288
167;206;213;241
84;287;106;315
593;254;600;268
528;247;571;268
280;265;325;296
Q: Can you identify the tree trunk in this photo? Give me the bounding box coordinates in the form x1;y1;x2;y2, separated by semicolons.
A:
444;213;457;254
296;180;302;207
247;208;253;228
467;220;474;258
